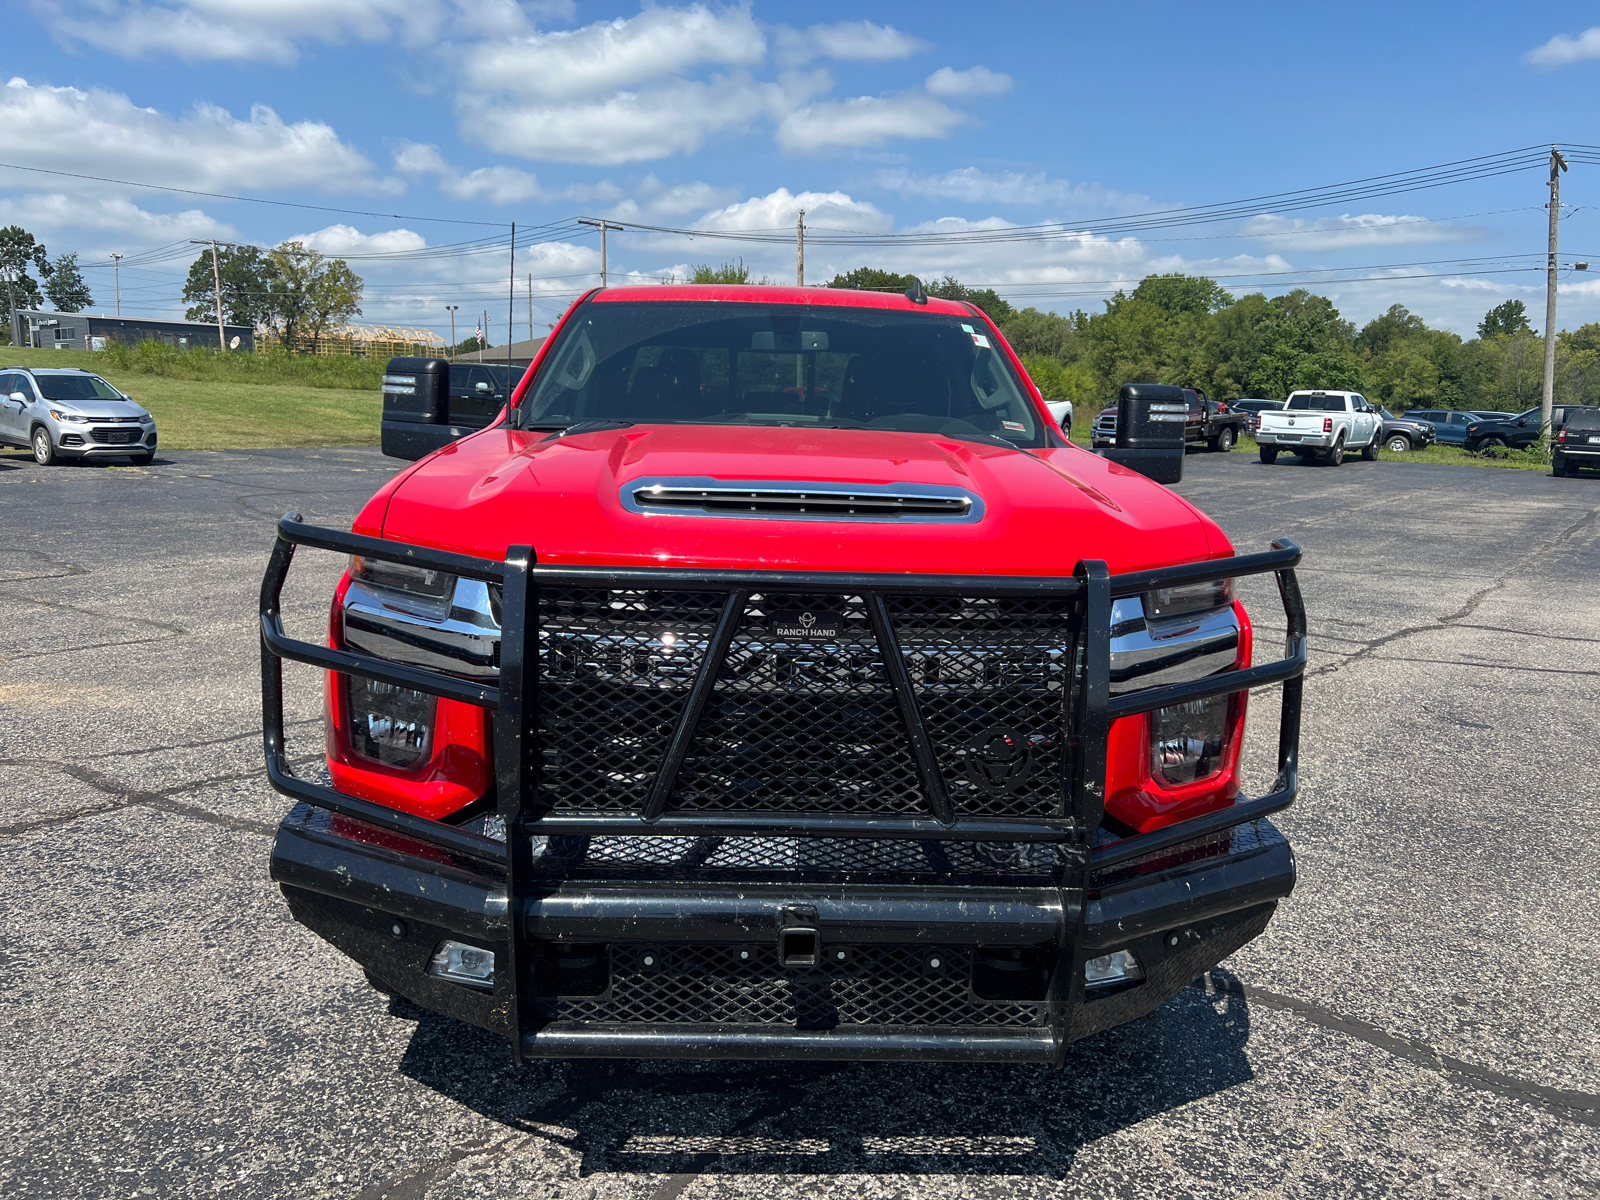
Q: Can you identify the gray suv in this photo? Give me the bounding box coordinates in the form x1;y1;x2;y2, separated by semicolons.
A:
0;367;158;465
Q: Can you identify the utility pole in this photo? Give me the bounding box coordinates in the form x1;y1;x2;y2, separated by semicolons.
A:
796;209;805;287
577;218;622;287
1541;146;1568;440
445;305;458;357
189;239;228;350
527;273;533;344
507;221;515;374
110;253;123;316
480;309;487;362
3;264;17;348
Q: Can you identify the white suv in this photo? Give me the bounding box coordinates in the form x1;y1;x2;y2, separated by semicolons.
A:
0;367;158;466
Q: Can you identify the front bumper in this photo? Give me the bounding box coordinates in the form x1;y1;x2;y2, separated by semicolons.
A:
271;804;1294;1062
55;424;156;456
260;515;1309;1065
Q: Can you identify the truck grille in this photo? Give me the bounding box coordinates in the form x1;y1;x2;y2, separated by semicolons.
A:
535;587;1071;820
628;482;973;520
537;943;1046;1029
89;428;143;444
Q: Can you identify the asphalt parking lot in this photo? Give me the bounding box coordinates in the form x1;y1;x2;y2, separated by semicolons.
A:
2;443;1597;1199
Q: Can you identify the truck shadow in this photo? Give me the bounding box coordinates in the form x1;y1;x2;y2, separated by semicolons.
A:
390;968;1255;1179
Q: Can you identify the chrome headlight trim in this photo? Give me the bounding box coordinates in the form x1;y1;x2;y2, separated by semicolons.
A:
342;576;501;680
1109;596;1240;697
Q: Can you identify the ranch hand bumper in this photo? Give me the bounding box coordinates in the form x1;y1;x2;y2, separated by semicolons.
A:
270;804;1294;1062
261;515;1307;1064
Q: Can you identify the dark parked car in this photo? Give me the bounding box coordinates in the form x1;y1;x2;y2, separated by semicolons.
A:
1374;407;1436;452
1231;398;1284;434
1554;407;1600;475
1464;405;1599;452
1403;410;1479;446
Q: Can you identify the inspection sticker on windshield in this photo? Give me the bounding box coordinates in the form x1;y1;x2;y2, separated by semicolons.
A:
1001;421;1027;432
961;323;974;332
971;334;992;348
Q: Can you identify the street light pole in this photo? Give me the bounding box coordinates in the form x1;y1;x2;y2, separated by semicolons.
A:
110;253;123;316
445;305;458;357
796;209;805;286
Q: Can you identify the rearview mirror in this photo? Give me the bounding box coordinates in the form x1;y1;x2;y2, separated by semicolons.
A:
8;391;25;403
474;381;492;394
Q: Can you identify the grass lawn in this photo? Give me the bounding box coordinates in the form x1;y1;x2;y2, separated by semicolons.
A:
5;348;378;449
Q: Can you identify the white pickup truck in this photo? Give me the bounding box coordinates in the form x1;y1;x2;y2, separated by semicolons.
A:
1255;390;1383;466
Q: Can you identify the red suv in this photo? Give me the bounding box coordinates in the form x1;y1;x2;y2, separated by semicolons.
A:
261;285;1306;1067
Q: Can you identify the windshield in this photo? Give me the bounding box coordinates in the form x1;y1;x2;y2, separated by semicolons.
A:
34;374;124;402
1286;394;1346;412
520;300;1042;447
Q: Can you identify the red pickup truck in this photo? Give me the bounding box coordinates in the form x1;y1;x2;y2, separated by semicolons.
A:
261;284;1306;1066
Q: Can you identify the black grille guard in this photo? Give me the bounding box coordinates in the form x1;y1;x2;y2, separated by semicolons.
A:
261;513;1305;1056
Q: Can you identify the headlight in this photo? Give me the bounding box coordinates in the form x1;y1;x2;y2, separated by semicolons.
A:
344;676;435;768
1150;694;1232;785
351;554;454;601
49;410;89;423
1144;577;1234;619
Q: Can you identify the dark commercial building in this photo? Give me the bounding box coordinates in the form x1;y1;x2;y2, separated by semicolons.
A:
12;310;255;353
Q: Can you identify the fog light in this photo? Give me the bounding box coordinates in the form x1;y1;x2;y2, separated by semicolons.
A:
427;941;495;990
1084;949;1143;989
345;676;435;768
1150;694;1230;785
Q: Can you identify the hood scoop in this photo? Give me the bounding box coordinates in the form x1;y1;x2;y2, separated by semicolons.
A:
622;477;983;522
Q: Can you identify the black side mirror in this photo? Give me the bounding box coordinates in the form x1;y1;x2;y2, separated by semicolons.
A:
1099;383;1185;484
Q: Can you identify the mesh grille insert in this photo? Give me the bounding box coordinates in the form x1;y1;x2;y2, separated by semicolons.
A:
537;943;1045;1028
668;593;925;814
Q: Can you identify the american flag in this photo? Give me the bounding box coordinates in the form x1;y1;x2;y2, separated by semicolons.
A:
474;323;483;341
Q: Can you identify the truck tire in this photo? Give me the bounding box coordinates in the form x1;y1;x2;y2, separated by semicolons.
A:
1208;427;1235;453
1361;433;1380;461
1385;434;1412;453
1478;435;1506;451
1259;446;1278;464
1567;458;1583;477
31;427;58;466
1323;438;1345;466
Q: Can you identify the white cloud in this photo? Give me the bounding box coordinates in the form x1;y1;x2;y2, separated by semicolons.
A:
692;187;893;234
869;166;1149;211
1242;212;1482;250
774;21;927;67
460;5;766;100
924;66;1012;98
392;142;552;204
777;92;967;154
460;75;788;165
28;0;549;65
603;176;740;222
0;77;391;194
286;224;427;255
2;192;235;242
1524;27;1600;68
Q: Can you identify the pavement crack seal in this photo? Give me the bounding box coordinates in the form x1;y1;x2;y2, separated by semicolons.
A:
0;755;312;839
1304;502;1600;680
1210;976;1600;1126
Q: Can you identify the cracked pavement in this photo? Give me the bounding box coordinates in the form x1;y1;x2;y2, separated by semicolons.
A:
1;445;1597;1198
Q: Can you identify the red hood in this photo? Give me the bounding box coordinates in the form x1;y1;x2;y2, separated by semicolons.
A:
376;424;1225;575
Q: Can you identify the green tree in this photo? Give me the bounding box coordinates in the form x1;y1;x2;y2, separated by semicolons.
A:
1478;299;1530;340
0;225;52;315
689;257;771;284
1019;354;1097;404
825;266;918;292
43;252;92;312
1131;273;1233;317
927;275;1016;322
182;245;278;327
998;307;1079;360
265;242;363;351
1355;304;1428;356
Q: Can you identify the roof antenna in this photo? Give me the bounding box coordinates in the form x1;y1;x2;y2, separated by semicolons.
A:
904;276;928;305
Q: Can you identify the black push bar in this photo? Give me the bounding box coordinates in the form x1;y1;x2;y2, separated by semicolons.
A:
259;514;1305;871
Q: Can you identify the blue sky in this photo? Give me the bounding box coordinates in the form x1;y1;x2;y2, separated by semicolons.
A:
9;1;1600;345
